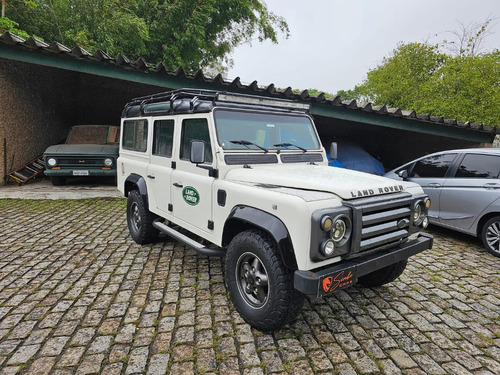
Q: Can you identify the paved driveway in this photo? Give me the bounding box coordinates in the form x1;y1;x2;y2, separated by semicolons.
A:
0;198;499;374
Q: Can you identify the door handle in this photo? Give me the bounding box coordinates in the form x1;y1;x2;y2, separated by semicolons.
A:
428;183;441;188
147;175;155;179
483;183;500;189
173;182;183;188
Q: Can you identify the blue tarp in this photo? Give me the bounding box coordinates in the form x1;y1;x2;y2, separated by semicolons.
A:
328;142;385;175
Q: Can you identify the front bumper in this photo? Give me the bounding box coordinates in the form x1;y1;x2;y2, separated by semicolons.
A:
44;168;116;177
294;232;433;297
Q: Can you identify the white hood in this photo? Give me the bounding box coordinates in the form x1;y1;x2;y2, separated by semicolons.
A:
226;164;415;200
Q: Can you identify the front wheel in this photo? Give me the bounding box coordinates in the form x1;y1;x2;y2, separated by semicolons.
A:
126;190;159;244
481;216;500;257
50;176;66;186
357;259;408;287
225;229;304;332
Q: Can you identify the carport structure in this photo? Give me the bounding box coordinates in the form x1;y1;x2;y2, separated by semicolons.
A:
1;31;498;182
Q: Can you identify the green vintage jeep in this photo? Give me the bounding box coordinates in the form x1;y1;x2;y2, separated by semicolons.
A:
44;125;119;186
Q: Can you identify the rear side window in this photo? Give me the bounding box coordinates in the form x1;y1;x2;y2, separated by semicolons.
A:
153;120;174;157
410;153;456;178
122;120;148;152
455;154;500;179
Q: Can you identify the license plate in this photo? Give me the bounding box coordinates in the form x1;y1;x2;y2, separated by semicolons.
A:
319;267;357;296
73;170;89;176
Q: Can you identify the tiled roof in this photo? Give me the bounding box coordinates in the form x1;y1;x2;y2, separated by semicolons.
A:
1;31;498;135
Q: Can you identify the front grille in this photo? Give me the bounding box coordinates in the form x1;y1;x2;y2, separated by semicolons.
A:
57;158;105;166
346;193;413;257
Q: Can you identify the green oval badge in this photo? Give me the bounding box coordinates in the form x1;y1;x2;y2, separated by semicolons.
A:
182;186;200;206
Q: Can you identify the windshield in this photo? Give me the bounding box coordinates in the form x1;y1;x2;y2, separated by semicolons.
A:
214;110;320;151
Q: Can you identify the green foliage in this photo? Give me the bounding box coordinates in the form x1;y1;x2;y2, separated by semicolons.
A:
420;52;500;125
355;41;500;127
357;42;446;107
291;88;335;98
0;16;31;38
3;0;288;73
336;88;362;101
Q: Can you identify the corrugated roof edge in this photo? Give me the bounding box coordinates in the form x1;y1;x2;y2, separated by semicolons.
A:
1;31;498;135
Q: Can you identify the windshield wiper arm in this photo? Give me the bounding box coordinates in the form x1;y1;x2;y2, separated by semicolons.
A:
230;140;268;153
273;143;307;153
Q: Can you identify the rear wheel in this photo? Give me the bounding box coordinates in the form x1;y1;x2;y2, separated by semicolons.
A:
481;216;500;257
225;229;304;331
358;259;408;287
126;190;159;244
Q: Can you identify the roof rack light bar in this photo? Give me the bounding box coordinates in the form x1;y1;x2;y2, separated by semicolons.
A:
217;93;310;110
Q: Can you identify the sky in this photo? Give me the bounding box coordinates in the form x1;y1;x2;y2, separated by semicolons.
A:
226;0;500;94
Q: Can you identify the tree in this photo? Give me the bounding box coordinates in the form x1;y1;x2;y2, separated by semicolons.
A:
355;43;500;126
336;88;361;101
0;0;35;38
356;42;447;108
441;17;496;57
5;0;150;58
141;0;289;73
4;0;289;74
419;52;500;126
342;19;500;127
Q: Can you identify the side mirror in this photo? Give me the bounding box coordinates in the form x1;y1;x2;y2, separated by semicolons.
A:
329;142;338;160
190;140;205;164
398;169;409;180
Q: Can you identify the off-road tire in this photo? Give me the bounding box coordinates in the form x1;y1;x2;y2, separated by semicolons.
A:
50;176;66;186
481;216;500;258
357;259;408;287
225;229;304;331
126;190;159;244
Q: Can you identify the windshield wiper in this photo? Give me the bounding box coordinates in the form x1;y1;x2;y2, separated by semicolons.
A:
230;140;268;153
273;143;307;153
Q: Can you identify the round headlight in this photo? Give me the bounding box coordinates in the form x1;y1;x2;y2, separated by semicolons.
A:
47;158;57;167
331;218;347;242
321;239;335;256
104;158;113;167
413;203;422;222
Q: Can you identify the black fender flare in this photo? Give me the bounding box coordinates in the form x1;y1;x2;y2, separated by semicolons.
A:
124;173;149;206
224;205;297;269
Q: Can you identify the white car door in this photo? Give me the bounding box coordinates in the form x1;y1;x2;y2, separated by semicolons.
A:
170;116;216;236
146;118;175;214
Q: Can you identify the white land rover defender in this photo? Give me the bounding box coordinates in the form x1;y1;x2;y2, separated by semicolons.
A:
118;89;433;331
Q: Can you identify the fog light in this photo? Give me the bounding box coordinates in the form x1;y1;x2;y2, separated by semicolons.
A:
422;216;429;228
322;239;335;256
425;198;431;209
321;216;333;231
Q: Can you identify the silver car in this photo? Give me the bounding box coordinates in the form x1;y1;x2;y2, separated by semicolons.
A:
385;148;500;257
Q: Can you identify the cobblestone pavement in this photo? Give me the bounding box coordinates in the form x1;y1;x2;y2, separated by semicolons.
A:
0;198;499;375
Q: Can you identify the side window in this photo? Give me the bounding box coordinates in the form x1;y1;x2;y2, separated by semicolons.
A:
153;120;174;157
410;153;456;178
455;154;500;179
180;118;213;163
122;120;148;152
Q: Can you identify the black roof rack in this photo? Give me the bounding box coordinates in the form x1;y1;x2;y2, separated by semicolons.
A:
122;89;310;118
